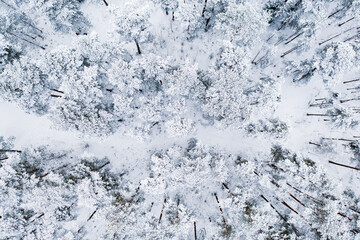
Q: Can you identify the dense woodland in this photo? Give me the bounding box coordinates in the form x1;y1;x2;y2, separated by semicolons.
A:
1;0;360;239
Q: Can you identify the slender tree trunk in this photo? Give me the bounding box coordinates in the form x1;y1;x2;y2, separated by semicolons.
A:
134;39;141;54
285;32;303;45
281;45;301;57
87;209;97;221
282;201;298;215
222;183;235;196
20;19;43;33
344;34;359;42
21;31;36;40
328;6;345;18
158;198;166;224
0;149;22;153
337;212;352;221
306;113;338;117
319;26;356;45
202;0;208;17
289;193;305;207
322;137;353;141
340;98;360;103
349;207;360;214
261;195;299;236
251;51;260;64
0;0;15;9
329;161;360;170
344;78;360;84
96;161;110;171
6;31;45;49
40;164;68;178
309;142;321;147
205;18;210;28
286;183;324;205
194;222;197;240
214;193;226;225
50;89;64;94
338;17;355;27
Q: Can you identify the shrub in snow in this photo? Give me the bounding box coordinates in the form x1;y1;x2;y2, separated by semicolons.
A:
286;59;318;84
246;118;288;138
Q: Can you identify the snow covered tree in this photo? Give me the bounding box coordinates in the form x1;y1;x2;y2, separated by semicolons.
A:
0;43;21;71
202;42;281;129
108;54;202;138
1;132;360;239
0;137;138;239
0;56;51;114
265;0;330;47
156;0;179;15
139;139;360;239
317;42;357;82
140;139;231;238
21;0;90;33
113;0;155;54
265;0;328;30
0;5;45;52
175;0;206;39
262;145;360;239
49;58;116;136
215;1;268;47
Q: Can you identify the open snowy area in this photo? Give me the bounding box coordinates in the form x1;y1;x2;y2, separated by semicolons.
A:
1;0;360;239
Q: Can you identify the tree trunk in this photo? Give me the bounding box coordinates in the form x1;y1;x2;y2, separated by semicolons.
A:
344;78;360;84
135;39;141;54
6;31;45;50
0;149;22;153
194;221;197;240
158;198;166;224
328;161;360;170
202;0;208;17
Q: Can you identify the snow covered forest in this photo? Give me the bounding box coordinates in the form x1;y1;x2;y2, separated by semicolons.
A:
1;0;360;239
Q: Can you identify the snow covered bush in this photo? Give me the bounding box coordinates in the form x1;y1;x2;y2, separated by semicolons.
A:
286;59;318;83
246;118;288;138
